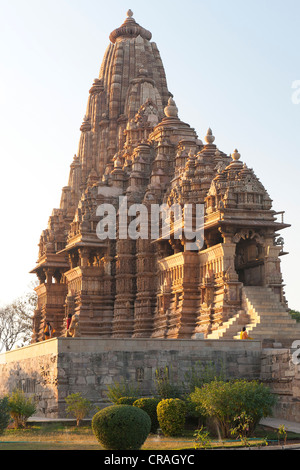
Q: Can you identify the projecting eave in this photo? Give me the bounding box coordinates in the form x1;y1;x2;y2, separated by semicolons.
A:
205;218;290;231
220;219;290;230
29;253;69;274
204;208;290;232
57;237;108;254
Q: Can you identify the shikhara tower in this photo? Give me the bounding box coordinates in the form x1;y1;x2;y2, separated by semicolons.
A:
31;11;299;347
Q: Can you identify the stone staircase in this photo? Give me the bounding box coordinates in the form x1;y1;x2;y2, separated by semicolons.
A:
236;286;300;347
207;286;300;347
206;310;251;340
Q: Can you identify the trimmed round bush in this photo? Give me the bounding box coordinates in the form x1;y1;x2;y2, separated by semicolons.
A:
157;398;186;436
92;405;151;450
117;397;139;405
133;398;160;433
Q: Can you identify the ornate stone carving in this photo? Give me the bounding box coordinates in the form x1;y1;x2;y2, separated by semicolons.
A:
68;314;81;338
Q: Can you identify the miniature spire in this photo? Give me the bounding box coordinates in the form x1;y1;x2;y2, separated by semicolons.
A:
226;148;243;170
113;154;123;168
214;149;223;162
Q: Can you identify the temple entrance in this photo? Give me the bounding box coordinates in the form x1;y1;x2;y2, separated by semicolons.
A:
235;237;265;286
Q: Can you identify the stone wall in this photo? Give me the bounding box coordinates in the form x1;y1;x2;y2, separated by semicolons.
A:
0;338;262;419
0;340;59;416
260;347;300;422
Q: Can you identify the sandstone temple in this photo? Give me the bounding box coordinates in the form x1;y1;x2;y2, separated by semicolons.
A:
30;10;299;348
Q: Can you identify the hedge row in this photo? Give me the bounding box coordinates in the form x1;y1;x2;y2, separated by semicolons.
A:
116;396;186;435
92;378;277;449
92;397;186;450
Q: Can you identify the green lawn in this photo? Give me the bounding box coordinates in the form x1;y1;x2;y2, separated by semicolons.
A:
0;423;299;450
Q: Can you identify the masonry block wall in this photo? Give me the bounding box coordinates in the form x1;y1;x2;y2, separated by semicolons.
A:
260;348;300;422
0;338;262;419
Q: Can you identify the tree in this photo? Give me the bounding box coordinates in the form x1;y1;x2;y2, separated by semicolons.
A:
65;393;93;426
0;283;37;352
190;379;277;438
0;397;10;435
8;388;36;428
290;310;300;323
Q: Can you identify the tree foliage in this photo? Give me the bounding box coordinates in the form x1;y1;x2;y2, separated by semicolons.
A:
290;310;300;323
65;393;93;426
0;396;10;435
8;388;36;428
154;366;182;399
106;379;140;404
0;283;37;352
190;379;277;438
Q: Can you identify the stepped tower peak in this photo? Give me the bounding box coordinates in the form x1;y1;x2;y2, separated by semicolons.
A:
109;10;152;44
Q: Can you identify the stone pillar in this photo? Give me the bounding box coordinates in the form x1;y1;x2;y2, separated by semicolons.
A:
264;244;284;300
112;199;136;337
133;237;157;337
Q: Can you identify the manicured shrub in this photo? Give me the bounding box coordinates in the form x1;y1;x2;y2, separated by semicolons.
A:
0;397;10;435
8;388;36;428
92;405;151;450
133;398;160;433
65;393;93;426
156;398;186;436
190;379;277;438
117;397;139;406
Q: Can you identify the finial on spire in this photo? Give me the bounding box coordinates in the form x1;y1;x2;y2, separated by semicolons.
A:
232;149;241;161
205;128;215;144
127;9;134;17
164;97;178;118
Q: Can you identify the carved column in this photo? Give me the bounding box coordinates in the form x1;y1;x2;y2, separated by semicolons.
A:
264;243;284;300
133;237;157;337
112;200;136;337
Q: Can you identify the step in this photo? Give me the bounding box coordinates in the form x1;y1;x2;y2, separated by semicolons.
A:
244;298;285;304
207;285;300;344
248;327;298;334
245;298;285;304
207;311;251;340
246;311;293;317
249;313;296;320
239;285;300;344
247;309;287;314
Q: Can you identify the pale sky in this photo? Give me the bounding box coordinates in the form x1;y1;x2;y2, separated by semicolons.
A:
0;0;299;310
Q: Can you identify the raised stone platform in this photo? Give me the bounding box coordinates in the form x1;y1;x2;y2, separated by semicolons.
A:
0;337;262;419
